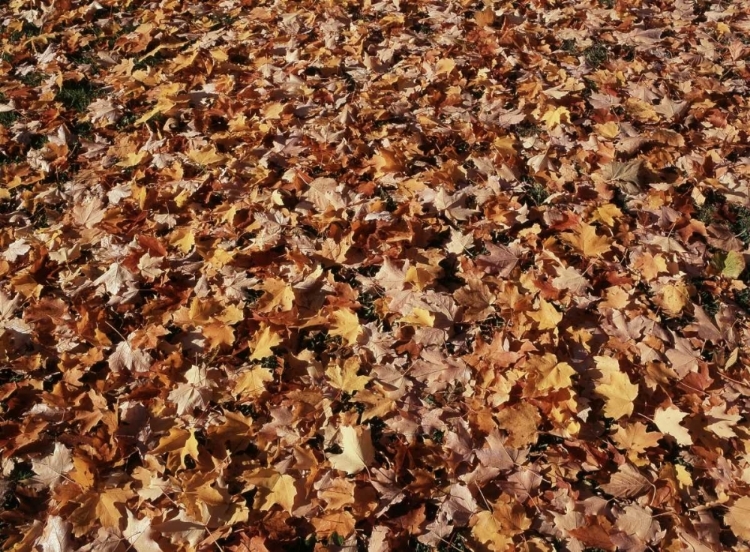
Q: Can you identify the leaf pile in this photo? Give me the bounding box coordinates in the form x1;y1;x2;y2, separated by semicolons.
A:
1;0;750;550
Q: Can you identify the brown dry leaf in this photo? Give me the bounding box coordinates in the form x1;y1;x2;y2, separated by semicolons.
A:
32;443;73;489
312;511;356;538
496;403;541;448
600;464;651;498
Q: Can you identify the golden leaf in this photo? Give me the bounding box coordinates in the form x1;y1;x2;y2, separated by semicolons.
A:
326;356;369;393
562;223;611;257
541;106;570;129
596;371;639;420
233;366;274;398
529;298;562;331
249;324;281;360
329;309;362;346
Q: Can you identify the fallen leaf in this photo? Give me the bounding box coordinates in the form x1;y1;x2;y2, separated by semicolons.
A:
654;406;693;446
600;464;651;498
329;426;375;475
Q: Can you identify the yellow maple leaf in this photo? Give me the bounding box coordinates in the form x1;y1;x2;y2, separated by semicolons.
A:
249;324;282;360
541;106;570;129
234;366;273;397
202;322;234;350
653;406;692;446
657;282;688;317
613;422;662;465
259;474;297;514
326;356;369;393
596;371;639;420
169;227;195;253
594;121;620;139
400;307;435;327
187;146;226;166
472;511;512;552
529;353;575;392
329;309;362;346
562;223;611;257
529;298;562;331
593;204;623;227
256;279;294;312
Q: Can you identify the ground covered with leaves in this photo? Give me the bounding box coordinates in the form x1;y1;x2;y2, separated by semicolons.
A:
1;0;750;550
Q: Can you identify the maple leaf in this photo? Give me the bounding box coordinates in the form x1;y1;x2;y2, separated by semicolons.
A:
259;474;297;514
234;365;274;397
94;263;135;296
249;323;282;360
613;422;662;463
3;238;31;262
108;341;151;373
35;516;72;552
72;488;134;531
600;464;651;498
32;443;73;489
472;511;512;552
168;364;213;415
541;105;570;129
562;224;611;257
529;298;562;331
476;243;519;276
596;370;639;420
329;426;374;475
495;403;541;448
726;496;750;542
202;322;235;350
657;282;689;317
256;279;295;312
326;356;369;393
329;309;362;346
312;511;356;538
123;510;163;552
72;198;106;229
527;353;575;392
653;406;692;446
705;404;741;438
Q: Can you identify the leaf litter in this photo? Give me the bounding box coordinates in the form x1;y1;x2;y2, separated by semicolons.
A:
1;0;750;550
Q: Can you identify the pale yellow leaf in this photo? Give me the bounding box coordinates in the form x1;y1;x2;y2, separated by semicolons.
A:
329;426;374;475
596;371;639;420
653;406;692;446
726;496;750;541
